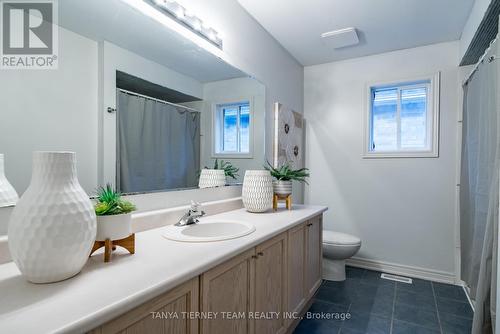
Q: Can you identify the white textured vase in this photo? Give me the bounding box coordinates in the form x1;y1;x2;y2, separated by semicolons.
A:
0;154;19;208
8;152;96;283
199;169;226;188
96;214;132;241
242;170;273;213
273;180;293;196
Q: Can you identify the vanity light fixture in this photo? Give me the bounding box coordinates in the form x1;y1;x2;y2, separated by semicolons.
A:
154;0;184;18
184;11;202;31
150;0;222;48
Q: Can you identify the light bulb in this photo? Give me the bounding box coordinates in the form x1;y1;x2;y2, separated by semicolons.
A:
163;1;185;18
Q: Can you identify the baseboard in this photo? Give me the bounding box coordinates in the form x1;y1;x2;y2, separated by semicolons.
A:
346;257;456;284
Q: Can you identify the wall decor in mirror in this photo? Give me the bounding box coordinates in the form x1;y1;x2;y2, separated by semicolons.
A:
0;0;267;236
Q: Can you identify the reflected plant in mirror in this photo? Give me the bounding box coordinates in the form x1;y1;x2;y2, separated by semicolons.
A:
212;159;239;180
198;159;239;189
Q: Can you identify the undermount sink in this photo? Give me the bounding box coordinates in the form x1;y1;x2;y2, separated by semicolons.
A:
163;220;256;242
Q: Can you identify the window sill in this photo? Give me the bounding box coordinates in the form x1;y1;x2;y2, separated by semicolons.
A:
212;153;254;159
362;151;439;159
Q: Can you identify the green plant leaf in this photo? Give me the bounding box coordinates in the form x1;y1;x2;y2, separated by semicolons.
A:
264;160;310;183
95;183;136;216
211;159;239;179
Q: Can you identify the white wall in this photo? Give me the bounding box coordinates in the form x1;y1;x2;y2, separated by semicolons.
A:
199;77;266;183
459;0;493;61
304;41;460;277
0;27;98;194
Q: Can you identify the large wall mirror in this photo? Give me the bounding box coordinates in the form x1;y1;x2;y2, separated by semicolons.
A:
0;0;266;235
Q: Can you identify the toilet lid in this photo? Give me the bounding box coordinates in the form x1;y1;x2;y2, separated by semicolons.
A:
323;230;361;246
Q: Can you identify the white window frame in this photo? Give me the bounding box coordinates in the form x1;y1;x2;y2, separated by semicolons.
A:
363;72;440;158
212;97;254;159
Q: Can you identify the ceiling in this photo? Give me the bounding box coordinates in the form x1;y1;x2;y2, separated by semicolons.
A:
238;0;475;66
58;0;246;82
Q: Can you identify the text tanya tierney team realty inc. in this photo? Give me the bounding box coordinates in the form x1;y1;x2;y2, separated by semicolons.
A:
150;311;352;321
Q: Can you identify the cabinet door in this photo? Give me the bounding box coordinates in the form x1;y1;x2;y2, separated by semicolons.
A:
200;249;256;334
254;232;288;334
90;277;199;334
305;215;322;298
287;223;306;320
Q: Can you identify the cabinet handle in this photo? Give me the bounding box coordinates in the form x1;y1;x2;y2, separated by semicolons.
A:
307;223;313;227
257;252;264;256
251;255;258;259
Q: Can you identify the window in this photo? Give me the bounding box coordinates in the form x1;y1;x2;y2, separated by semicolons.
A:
364;73;440;158
213;100;252;157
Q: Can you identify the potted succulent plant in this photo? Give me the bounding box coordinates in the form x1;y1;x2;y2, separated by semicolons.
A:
265;161;310;196
94;184;136;241
199;159;239;188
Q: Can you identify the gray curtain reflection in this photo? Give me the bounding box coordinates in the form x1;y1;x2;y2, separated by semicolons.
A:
117;90;200;193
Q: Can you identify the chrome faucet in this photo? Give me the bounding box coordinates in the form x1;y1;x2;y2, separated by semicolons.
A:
175;201;206;226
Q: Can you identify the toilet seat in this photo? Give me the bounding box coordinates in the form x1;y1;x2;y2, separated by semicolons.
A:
323;231;361;246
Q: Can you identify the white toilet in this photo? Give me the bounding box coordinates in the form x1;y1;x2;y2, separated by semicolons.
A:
322;230;361;281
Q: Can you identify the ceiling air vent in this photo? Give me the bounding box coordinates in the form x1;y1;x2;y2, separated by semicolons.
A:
321;27;359;49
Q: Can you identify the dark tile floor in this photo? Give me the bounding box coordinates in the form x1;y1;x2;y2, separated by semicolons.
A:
294;266;473;334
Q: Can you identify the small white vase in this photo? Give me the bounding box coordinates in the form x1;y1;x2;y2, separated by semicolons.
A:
8;152;96;283
95;213;132;241
242;170;273;213
199;169;226;188
273;180;293;196
0;154;18;208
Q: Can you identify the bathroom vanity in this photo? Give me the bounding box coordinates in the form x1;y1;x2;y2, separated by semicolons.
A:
0;205;326;334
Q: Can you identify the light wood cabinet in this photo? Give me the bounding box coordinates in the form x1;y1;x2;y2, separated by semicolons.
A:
90;213;324;334
254;233;288;334
286;223;306;320
200;249;256;334
305;215;322;298
199;233;288;334
89;277;199;334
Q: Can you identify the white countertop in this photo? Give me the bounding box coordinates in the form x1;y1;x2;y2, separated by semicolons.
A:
0;204;327;334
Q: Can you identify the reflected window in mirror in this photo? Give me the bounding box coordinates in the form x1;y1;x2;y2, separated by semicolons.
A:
214;101;253;158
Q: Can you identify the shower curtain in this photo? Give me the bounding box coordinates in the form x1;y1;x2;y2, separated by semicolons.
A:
460;38;499;333
117;91;200;193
